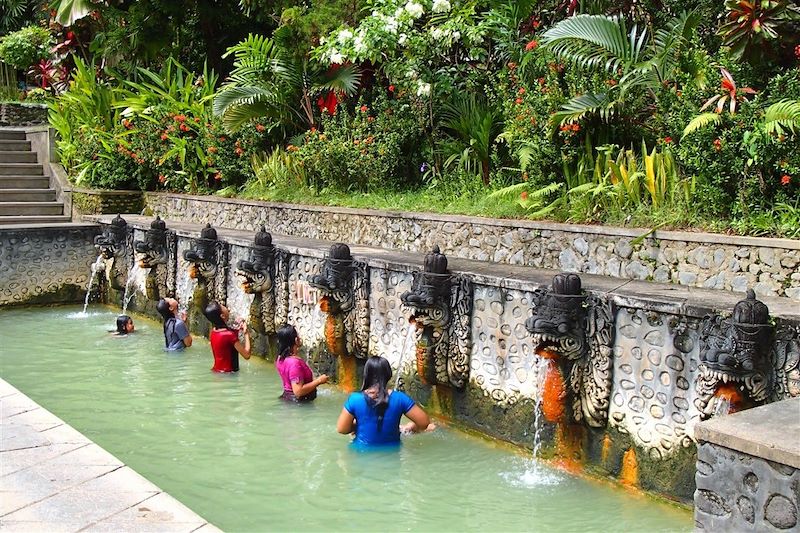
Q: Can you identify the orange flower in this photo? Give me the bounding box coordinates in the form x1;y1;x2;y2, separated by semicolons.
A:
781;174;791;186
525;40;538;51
158;174;166;184
713;138;722;152
515;98;523;104
360;105;368;113
219;136;227;142
214;172;222;181
208;146;218;154
255;123;266;132
518;87;525;95
179;123;189;132
520;191;529;200
174;114;186;123
367;116;374;122
354;139;360;145
160;132;169;141
235;147;244;156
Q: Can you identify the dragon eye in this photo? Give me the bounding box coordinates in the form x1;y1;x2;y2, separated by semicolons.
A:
558;323;569;334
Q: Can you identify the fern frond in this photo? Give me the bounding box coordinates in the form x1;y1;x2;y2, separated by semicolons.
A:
681;112;722;138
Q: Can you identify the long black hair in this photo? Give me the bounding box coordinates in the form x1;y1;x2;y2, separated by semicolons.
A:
156;299;176;347
362;356;392;432
203;301;231;330
276;324;299;360
116;315;132;335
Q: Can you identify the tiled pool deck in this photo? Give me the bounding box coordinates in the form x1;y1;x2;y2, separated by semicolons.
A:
0;378;221;532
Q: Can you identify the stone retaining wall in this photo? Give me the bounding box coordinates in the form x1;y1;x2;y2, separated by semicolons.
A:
145;193;800;300
72;189;144;216
0;102;48;126
0;225;100;305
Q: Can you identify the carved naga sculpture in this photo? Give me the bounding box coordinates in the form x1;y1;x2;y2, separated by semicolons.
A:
525;273;614;428
94;214;132;291
183;224;228;305
235;227;289;335
695;290;773;418
133;216;177;300
400;246;472;388
308;243;369;359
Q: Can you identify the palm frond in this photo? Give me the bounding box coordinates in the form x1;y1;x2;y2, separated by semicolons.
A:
763;99;800;136
682;112;722;138
551;92;615;126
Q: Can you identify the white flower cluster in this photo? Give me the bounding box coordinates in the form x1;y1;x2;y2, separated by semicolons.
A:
325;48;344;64
404;1;424;19
416;82;431;97
430;27;460;42
432;0;451;13
337;28;353;44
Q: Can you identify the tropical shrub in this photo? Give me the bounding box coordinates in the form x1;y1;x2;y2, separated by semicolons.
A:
293;93;426;191
0;26;53;71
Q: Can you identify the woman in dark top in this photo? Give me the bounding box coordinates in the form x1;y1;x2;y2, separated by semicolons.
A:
203;301;250;373
156;298;193;351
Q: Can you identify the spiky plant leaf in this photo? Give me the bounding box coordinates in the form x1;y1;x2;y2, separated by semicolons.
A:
682;112;723;138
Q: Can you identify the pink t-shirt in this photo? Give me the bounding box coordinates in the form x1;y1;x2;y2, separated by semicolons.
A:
276;356;313;393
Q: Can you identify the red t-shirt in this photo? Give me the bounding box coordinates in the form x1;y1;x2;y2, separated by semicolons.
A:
210;328;239;372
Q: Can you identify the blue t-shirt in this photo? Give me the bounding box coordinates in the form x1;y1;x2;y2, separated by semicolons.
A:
164;318;189;351
343;390;416;446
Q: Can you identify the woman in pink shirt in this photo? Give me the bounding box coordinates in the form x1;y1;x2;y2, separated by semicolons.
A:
275;324;328;402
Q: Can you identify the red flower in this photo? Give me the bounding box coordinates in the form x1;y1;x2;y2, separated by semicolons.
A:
520;191;529;200
663;137;672;144
317;91;338;115
160;133;168;141
235;147;244;156
66;31;76;40
214;172;222;181
515;98;523;104
179;123;189;132
255;123;266;132
713;138;722;152
158;174;166;184
795;44;800;59
367;116;374;122
606;79;618;86
207;146;218;154
525;40;539;51
219;136;227;142
360;105;368;113
388;85;395;92
518;87;525;95
174;114;186;123
122;119;133;129
782;174;792;186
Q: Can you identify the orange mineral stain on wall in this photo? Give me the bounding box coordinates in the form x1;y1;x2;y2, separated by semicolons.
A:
415;343;429;385
620;448;639;487
601;434;613;464
323;312;346;357
552;424;583;473
536;349;567;423
337;354;357;393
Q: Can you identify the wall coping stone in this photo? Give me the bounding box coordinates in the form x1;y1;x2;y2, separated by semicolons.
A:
86;214;800;321
694;397;800;469
145;192;800;251
0;222;97;231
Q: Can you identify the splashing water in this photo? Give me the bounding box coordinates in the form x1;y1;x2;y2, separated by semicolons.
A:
394;319;418;389
80;255;104;315
121;263;142;314
531;355;551;474
712;395;732;417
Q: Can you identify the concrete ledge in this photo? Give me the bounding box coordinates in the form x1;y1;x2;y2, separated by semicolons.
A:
694;398;800;469
0;378;220;532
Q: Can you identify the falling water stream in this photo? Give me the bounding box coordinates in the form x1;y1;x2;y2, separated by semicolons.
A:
81;255;104;315
394;319;418;389
121;263;142;313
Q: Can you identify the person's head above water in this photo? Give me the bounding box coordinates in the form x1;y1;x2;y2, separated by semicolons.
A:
276;324;300;360
156;298;179;321
116;315;134;335
203;301;231;329
362;356;392;392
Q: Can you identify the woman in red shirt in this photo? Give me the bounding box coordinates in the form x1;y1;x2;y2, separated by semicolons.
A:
203;302;251;372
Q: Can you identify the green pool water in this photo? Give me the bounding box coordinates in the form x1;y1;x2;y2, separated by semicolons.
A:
0;305;692;532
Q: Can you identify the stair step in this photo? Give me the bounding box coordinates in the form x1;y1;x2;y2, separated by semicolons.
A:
0;214;72;225
0;189;56;202
0;176;50;189
0;140;32;151
0;164;44;176
0;202;63;216
0;130;27;140
0;151;37;163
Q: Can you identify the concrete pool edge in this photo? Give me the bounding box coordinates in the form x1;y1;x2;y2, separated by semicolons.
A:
0;377;222;532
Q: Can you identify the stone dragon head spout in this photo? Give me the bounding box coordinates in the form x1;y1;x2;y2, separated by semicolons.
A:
696;290;773;418
400;246;471;388
134;216;169;269
525;272;586;361
94;214;131;290
308;243;369;359
525;273;614;428
236;227;274;295
183;224;220;283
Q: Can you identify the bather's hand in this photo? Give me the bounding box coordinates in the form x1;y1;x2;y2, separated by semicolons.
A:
317;374;329;385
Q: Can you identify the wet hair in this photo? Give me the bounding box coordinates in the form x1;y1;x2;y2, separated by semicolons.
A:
156;299;173;321
362;356;392;432
203;301;229;330
116;315;132;335
276;324;299;360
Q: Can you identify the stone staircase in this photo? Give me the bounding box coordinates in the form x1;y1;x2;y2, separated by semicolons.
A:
0;130;69;225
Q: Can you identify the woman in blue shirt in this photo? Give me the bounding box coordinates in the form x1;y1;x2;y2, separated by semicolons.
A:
336;356;433;446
